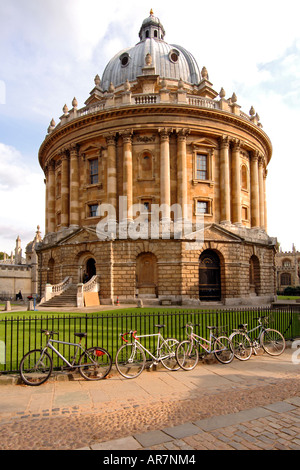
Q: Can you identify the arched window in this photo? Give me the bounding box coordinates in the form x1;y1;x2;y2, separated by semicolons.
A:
241;165;248;190
281;273;291;286
138;151;153;180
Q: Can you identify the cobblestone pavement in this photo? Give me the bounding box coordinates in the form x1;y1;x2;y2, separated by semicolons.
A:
0;347;299;451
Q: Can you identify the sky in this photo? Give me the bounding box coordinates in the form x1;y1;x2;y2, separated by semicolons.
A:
0;0;300;255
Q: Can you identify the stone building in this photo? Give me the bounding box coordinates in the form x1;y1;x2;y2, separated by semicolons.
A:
0;228;41;300
276;245;300;293
37;10;276;307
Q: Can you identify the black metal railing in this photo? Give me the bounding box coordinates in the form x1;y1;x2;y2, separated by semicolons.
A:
0;305;299;373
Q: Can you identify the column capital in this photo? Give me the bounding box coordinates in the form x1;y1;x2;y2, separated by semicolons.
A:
68;143;80;156
158;127;173;141
219;135;230;149
176;128;190;141
119;129;133;144
104;132;117;146
231;138;241;151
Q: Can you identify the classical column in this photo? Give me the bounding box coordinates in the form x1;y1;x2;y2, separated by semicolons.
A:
263;169;268;232
258;155;265;230
250;151;260;228
105;133;117;210
60;151;70;228
121;130;133;219
69;145;80;227
176;128;189;220
159;128;171;220
231;140;241;225
47;160;56;232
44;168;49;234
219;136;231;224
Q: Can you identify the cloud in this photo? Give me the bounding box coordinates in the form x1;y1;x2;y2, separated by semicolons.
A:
0;143;45;253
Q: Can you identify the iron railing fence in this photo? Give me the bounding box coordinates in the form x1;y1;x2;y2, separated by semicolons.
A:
0;305;299;373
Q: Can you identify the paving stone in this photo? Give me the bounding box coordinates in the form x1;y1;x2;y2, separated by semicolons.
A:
263;402;296;413
193;407;271;431
163;422;203;439
134;430;173;447
91;436;142;450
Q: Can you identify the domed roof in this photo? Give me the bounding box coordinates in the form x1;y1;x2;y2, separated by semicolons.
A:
101;10;201;91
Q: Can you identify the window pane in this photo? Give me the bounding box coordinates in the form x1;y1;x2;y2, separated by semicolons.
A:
89;159;98;184
197;201;208;214
89;204;99;217
196;154;207;180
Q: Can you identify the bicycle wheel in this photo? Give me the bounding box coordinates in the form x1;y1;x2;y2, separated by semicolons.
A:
261;329;286;356
213;336;234;364
115;343;146;379
19;349;53;386
79;347;112;380
160;338;180;371
176;340;199;370
230;331;253;361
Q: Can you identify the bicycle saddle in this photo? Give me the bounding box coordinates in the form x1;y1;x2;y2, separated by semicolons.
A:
74;332;87;338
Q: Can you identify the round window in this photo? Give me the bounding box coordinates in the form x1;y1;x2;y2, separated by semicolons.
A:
120;53;130;68
169;49;180;64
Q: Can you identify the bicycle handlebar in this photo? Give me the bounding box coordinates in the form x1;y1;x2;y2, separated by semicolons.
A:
120;330;138;342
41;329;58;337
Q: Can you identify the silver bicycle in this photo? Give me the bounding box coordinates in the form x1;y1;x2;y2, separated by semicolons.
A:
19;329;112;385
115;324;179;378
229;316;286;361
176;323;234;370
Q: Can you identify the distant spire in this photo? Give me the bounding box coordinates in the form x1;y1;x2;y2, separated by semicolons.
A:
150;8;154;15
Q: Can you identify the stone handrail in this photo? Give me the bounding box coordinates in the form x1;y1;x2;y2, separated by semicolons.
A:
50;91;255;135
83;275;99;292
51;276;72;294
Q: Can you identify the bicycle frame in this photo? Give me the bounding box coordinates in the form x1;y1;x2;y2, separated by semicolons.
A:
186;326;227;354
122;331;172;362
241;322;265;345
43;337;87;369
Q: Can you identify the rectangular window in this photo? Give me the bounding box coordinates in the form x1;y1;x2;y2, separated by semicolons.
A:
196;154;208;180
197;201;209;214
89;159;98;185
89;204;99;218
242;206;248;221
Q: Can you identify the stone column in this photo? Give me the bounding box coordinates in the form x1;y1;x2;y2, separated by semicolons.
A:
231;140;241;225
159;128;171;221
46;161;56;233
60;151;70;228
219;136;231;224
263;169;268;232
250;151;260;228
106;133;118;210
121;130;133;220
44;173;48;234
258;156;265;230
69;145;80;227
177;129;189;220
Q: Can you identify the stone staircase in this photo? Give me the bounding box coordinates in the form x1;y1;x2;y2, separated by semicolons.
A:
39;284;77;308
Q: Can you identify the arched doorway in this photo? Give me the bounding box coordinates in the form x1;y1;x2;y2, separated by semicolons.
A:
199;250;221;301
48;258;55;285
136;252;158;297
84;258;96;283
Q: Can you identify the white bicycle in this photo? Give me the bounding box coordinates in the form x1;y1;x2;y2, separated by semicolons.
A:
115;324;180;378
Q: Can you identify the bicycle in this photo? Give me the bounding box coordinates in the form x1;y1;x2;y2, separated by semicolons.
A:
19;329;112;386
229;316;286;361
115;324;180;379
176;323;234;370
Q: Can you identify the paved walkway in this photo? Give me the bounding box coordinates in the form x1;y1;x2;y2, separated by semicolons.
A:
0;346;299;450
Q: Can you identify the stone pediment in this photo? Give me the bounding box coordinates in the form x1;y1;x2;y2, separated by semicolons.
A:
203;224;244;243
56;227;99;246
